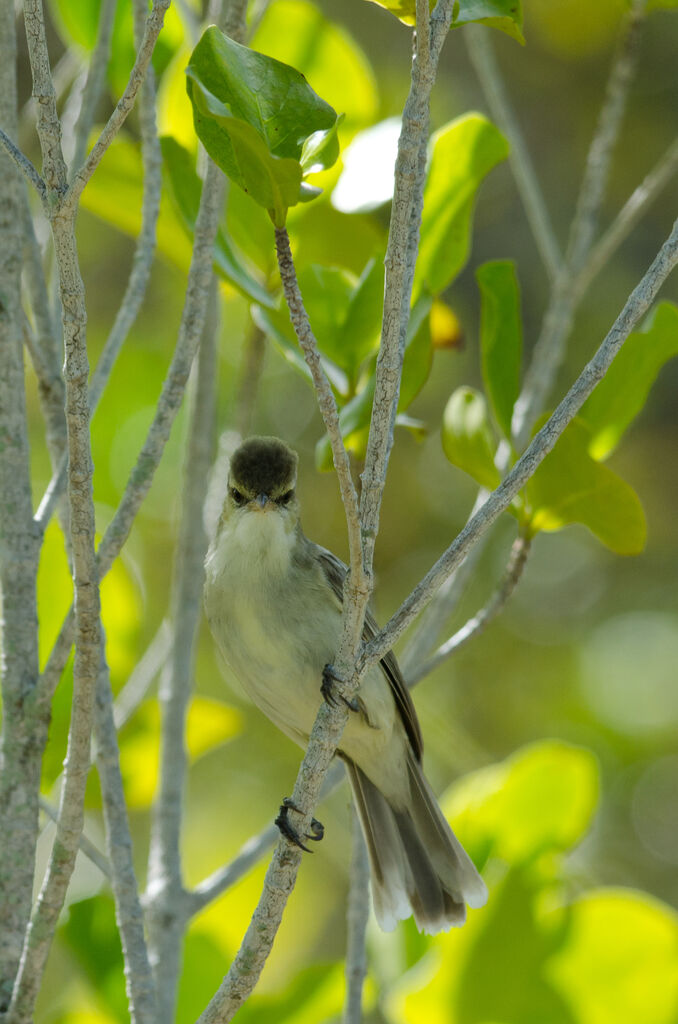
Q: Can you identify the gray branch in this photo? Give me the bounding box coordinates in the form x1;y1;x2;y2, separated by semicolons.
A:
95;651;157;1024
70;0;118;176
0;127;46;202
574;135;678;303
408;533;532;685
0;2;42;1005
64;0;171;214
146;281;219;1023
38;798;111;879
343;807;370;1024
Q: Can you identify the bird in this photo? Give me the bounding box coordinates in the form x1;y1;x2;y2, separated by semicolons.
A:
203;435;487;933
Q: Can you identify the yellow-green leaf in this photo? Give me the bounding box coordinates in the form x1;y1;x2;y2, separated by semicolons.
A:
441;386;500;489
527;419;647;555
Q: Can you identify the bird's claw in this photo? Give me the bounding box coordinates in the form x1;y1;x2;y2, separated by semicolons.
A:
321;664;360;712
275;797;324;853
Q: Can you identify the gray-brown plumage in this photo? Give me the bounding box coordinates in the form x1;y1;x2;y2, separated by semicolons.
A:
204;436;487;933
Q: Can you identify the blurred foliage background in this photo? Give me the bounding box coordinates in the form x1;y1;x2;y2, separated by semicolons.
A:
13;0;678;1020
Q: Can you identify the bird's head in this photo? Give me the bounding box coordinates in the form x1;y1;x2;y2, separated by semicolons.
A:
225;436;299;522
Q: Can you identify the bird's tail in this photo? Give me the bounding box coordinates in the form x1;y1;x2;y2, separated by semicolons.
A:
344;755;487;934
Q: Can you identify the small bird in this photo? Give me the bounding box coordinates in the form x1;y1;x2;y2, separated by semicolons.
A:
204;436;487;933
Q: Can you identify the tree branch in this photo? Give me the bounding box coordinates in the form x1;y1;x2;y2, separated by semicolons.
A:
94;651;157;1024
343;807;370;1024
0;127;46;202
362;214;678;668
38;798;111;879
145;281;219;1023
574;135;678;302
63;0;170;214
69;0;118;176
408;533;531;686
0;3;42;1005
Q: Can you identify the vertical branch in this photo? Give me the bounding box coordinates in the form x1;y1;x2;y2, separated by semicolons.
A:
359;0;452;577
343;808;370;1024
146;282;220;1022
0;2;42;1008
94;651;157;1024
70;0;118;175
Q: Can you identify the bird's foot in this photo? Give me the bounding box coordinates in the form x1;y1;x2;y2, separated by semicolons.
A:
275;797;324;853
321;663;360;712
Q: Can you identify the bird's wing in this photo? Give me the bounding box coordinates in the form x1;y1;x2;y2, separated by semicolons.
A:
314;545;424;761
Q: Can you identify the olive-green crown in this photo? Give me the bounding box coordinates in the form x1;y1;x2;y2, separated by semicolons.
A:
229;436;298;497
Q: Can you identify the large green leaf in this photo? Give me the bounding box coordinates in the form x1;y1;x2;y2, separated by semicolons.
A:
415;114;509;298
251;0;378;137
527;419;647;555
477;259;523;440
441;386;500;490
364;0;524;42
186;27;339;225
161;136;274;308
251;304;349;395
579;301;678;460
443;740;600;865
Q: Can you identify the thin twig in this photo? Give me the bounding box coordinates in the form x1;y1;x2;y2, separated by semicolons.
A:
63;0;170;214
275;227;362;574
146;281;219;1023
574;135;678;302
0;127;47;202
362;214;678;668
235;322;266;438
114;620;173;731
359;0;453;580
409;534;531;685
343;806;370;1024
94;651;157;1023
70;0;118;176
464;25;561;281
38;798;111;879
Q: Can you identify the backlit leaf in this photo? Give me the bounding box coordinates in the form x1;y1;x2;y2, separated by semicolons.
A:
441;386;500;489
527;419;647;554
415;114;509;298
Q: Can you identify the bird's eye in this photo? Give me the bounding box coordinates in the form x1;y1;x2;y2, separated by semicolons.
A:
277;489;295;506
230;487;246;506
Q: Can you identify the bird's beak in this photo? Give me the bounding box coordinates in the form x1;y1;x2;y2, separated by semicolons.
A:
254;493;269;509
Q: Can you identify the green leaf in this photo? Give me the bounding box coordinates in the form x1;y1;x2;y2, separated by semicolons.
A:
415;114;509;298
186;27;339;224
251;0;378;138
441;386;500;490
443;740;600;865
546;889;678;1024
363;0;524;41
161;137;275;308
477;259;523;439
527;419;647;555
452;0;525;43
578;301;678;460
